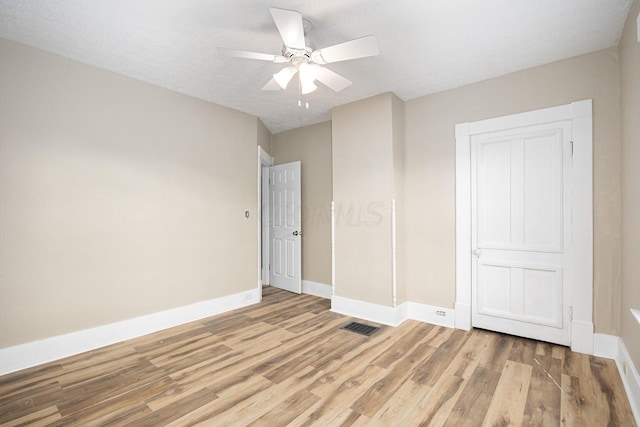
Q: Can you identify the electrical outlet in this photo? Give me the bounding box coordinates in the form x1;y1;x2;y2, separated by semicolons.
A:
436;311;446;316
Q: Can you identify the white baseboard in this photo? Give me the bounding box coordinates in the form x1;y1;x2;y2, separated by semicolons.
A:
593;333;619;359
408;302;455;328
0;288;261;376
617;337;640;423
331;295;454;329
571;320;594;355
302;280;332;299
331;296;408;326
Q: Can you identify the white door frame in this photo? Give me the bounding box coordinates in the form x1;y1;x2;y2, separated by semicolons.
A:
455;99;594;354
258;146;273;296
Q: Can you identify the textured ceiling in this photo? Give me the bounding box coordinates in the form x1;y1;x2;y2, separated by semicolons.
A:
0;0;632;133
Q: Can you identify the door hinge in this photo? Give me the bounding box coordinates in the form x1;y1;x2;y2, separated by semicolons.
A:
569;306;573;321
570;141;574;156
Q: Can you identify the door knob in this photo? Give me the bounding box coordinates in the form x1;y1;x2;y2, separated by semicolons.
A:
293;231;301;236
472;249;481;257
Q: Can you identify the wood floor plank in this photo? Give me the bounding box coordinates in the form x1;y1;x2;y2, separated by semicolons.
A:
0;287;635;427
296;364;388;425
159;375;272;426
443;366;501;427
522;352;562;426
415;374;466;426
478;332;515;373
56;359;166;417
123;387;218;427
588;355;637;426
483;360;533;427
2;405;61;427
304;332;399;398
196;366;319;426
560;374;587;426
246;389;321;427
351;340;436;417
49;376;173;426
0;364;63;398
0;381;65;425
372;321;434;369
370;378;432;425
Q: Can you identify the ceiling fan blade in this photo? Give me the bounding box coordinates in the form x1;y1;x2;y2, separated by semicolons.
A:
217;47;287;63
270;8;306;49
311;35;379;64
261;78;282;91
315;67;352;92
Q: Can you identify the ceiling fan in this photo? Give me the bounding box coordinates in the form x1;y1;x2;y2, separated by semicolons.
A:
218;8;379;107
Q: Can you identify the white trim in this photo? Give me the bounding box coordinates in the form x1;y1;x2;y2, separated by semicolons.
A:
0;288;260;376
455;100;594;353
391;198;397;307
302;280;332;299
455;122;472;331
408;302;455;328
331;295;455;329
631;308;640;326
570;100;594;354
618;337;640;423
593;333;620;359
258;146;273;291
571;320;595;355
468;103;573;135
331;201;336;297
331;295;408;326
454;302;472;330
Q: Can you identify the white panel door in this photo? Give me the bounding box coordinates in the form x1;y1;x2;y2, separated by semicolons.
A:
269;161;302;294
471;121;572;345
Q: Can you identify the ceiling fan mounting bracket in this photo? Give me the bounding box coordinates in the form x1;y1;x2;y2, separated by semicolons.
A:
282;46;313;62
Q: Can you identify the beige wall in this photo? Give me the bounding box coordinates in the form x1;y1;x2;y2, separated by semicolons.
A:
405;47;622;334
271;121;332;285
257;119;272;156
0;39;259;348
332;93;404;306
620;0;640;371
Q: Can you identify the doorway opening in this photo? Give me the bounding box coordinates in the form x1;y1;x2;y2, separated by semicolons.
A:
258;146;273;298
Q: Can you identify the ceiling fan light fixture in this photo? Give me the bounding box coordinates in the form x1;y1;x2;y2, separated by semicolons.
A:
300;79;317;95
298;62;318;82
273;66;297;89
299;62;319;94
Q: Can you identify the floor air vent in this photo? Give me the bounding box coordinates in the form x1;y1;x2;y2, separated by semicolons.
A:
341;321;380;336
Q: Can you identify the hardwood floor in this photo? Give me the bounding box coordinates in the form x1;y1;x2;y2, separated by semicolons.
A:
0;286;635;426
